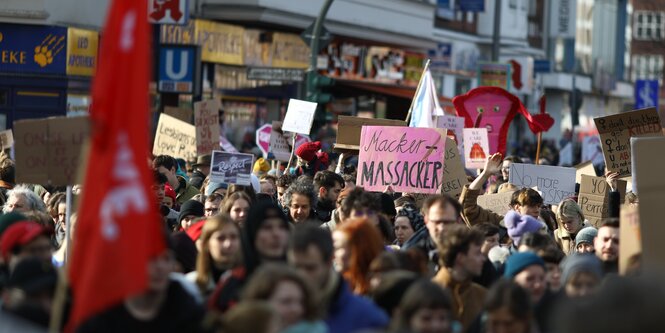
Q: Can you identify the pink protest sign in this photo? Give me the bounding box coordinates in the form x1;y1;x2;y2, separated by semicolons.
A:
357;126;446;194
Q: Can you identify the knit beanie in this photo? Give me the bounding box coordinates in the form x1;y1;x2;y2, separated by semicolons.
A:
295;141;321;162
504;210;545;246
396;203;424;232
178;200;204;223
560;253;603;285
170;232;198;274
504;252;545;278
164;184;176;204
575;227;598;247
0;212;28;238
205;181;228;196
253;158;270;174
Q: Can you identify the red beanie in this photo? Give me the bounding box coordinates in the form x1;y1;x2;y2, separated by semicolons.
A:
296;141;321;162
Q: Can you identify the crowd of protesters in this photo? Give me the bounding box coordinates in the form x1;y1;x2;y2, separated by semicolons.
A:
0;132;659;333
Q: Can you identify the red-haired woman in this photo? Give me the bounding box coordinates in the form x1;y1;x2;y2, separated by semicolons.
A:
333;218;385;295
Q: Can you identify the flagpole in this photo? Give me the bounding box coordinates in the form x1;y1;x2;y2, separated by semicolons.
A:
404;59;432;124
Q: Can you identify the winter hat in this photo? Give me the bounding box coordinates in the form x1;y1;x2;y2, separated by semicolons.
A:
575;227;598;248
178;200;204;223
205;181;228;196
164;184;176;203
504;252;545;278
8;257;57;295
186;220;205;241
0;221;51;261
560;253;603;285
295;141;321;162
396;203;424;232
253;158;270;174
504;210;545;246
170;232;198;274
0;212;28;238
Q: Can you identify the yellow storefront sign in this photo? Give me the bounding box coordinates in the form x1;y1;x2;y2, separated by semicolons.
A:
195;20;244;65
271;32;309;69
66;28;98;76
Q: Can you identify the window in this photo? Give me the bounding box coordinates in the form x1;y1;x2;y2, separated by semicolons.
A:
634;11;665;40
631;54;664;83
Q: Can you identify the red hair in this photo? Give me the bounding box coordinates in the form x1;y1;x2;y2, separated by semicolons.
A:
336;218;384;295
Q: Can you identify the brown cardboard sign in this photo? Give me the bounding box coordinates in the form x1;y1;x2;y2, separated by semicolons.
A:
578;174;627;228
334;116;405;152
440;137;469;199
153;113;197;161
194;99;221;155
15;116;90;186
620;204;641;275
164;106;193;124
574;160;596;184
477;190;516;216
632;136;665;273
594;108;662;176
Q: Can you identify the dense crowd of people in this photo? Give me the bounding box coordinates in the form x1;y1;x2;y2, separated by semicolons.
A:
0;134;659;333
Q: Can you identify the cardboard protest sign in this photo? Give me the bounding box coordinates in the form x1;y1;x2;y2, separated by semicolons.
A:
153;113;197;161
357;126;446;194
463;128;489;169
194;99;221;155
578;174;627;228
631;136;665;272
268;121;311;162
509;163;576;205
594;107;662;176
574;161;596;184
437;115;465;153
334;116;405;152
0;129;13;150
282;99;317;135
440;137;469;199
620;204;641;275
15;116;90;186
210;150;254;186
477;190;516;216
164;106;193;123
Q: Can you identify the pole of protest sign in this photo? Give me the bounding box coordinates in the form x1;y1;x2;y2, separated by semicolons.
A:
404;59;432;124
285;135;297;172
49;184;74;332
535;132;542;165
65;185;72;261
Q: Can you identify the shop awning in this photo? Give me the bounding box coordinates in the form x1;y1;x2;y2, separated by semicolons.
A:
335;78;454;109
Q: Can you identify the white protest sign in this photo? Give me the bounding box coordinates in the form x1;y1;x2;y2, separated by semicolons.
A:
437;115;465;153
463;128;489;169
282;98;317;135
509;163;576;205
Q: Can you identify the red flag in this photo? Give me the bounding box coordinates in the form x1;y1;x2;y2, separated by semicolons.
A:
67;0;165;330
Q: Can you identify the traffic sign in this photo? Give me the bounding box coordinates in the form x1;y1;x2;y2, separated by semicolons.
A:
256;124;272;158
300;22;332;53
635;79;659;109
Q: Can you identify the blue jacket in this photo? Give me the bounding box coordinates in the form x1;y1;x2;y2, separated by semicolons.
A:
326;278;389;333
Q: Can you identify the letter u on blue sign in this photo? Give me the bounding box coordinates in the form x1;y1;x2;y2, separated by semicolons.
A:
158;46;194;83
166;50;188;80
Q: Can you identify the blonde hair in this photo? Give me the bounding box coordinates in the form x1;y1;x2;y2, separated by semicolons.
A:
556;199;585;227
